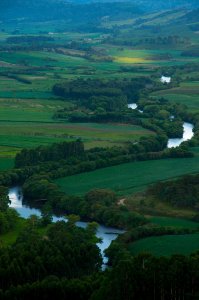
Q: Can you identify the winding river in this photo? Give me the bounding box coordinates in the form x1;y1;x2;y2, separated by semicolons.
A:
128;103;138;110
161;76;171;84
167;122;194;148
128;101;194;147
8;187;124;265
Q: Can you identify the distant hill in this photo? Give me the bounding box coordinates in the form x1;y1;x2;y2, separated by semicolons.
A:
70;0;199;10
0;0;198;24
0;0;142;22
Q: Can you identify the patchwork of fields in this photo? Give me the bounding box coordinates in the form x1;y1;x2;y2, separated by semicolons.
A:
152;81;199;112
0;96;153;158
0;6;199;260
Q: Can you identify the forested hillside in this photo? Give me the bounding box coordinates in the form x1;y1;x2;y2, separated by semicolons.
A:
0;0;198;22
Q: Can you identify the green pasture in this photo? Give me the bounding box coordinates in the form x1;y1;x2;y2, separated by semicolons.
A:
149;216;199;229
0;95;154;159
55;155;199;196
0;98;68;122
0;121;153;156
129;233;199;256
104;46;199;66
0;157;14;170
152;81;199;112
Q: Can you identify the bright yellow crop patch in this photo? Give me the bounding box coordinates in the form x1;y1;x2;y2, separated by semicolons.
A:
114;56;147;63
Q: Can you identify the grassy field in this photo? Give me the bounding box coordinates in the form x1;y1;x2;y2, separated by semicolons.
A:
0;122;153;152
0;158;14;170
152;81;199;112
0;98;153;158
149;216;199;229
56;155;199;196
129;233;199;256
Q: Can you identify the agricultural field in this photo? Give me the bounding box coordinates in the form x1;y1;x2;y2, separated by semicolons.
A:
129;233;199;256
0;121;153;156
149;216;199;229
56;154;199;196
0;96;153;157
152;81;199;112
0;157;14;170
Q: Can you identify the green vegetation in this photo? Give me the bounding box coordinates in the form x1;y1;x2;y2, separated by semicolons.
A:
152;81;199;112
149;216;199;229
0;217;26;246
129;234;199;256
56;156;199;195
0;158;14;170
1;1;199;299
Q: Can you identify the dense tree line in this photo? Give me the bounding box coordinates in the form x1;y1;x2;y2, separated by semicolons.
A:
148;174;199;209
139;35;190;46
22;176;147;229
0;186;19;234
53;77;151;112
6;35;54;44
1;249;199;299
0;220;102;292
15;140;84;167
92;252;199;300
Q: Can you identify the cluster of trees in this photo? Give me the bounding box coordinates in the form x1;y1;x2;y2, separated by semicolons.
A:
181;49;199;57
53;77;151;113
15;140;84;167
93;252;199;300
0;186;20;233
53;77;191;145
22;175;147;229
0;219;102;293
148;174;199;208
139;35;190;46
6;35;54;44
2;248;199;299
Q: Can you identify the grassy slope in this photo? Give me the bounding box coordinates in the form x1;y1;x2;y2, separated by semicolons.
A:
56;155;199;196
129;234;199;256
149;216;199;229
152;82;199;112
0;158;14;170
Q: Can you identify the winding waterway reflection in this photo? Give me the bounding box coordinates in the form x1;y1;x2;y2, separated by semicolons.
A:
167;122;194;148
9;187;124;264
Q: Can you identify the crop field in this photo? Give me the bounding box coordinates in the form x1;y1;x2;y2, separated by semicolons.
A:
129;233;199;256
152;81;199;112
149;216;199;229
0;121;152;151
0;96;153;157
0;157;14;170
56;155;199;196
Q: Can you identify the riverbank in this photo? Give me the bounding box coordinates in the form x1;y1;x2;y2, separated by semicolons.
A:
167;122;194;148
8;187;124;264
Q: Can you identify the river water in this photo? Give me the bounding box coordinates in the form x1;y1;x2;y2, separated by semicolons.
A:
8;187;124;265
161;76;171;83
128;103;138;109
167;122;194;148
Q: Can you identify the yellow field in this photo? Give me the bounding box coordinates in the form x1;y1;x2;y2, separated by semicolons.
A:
114;56;148;64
